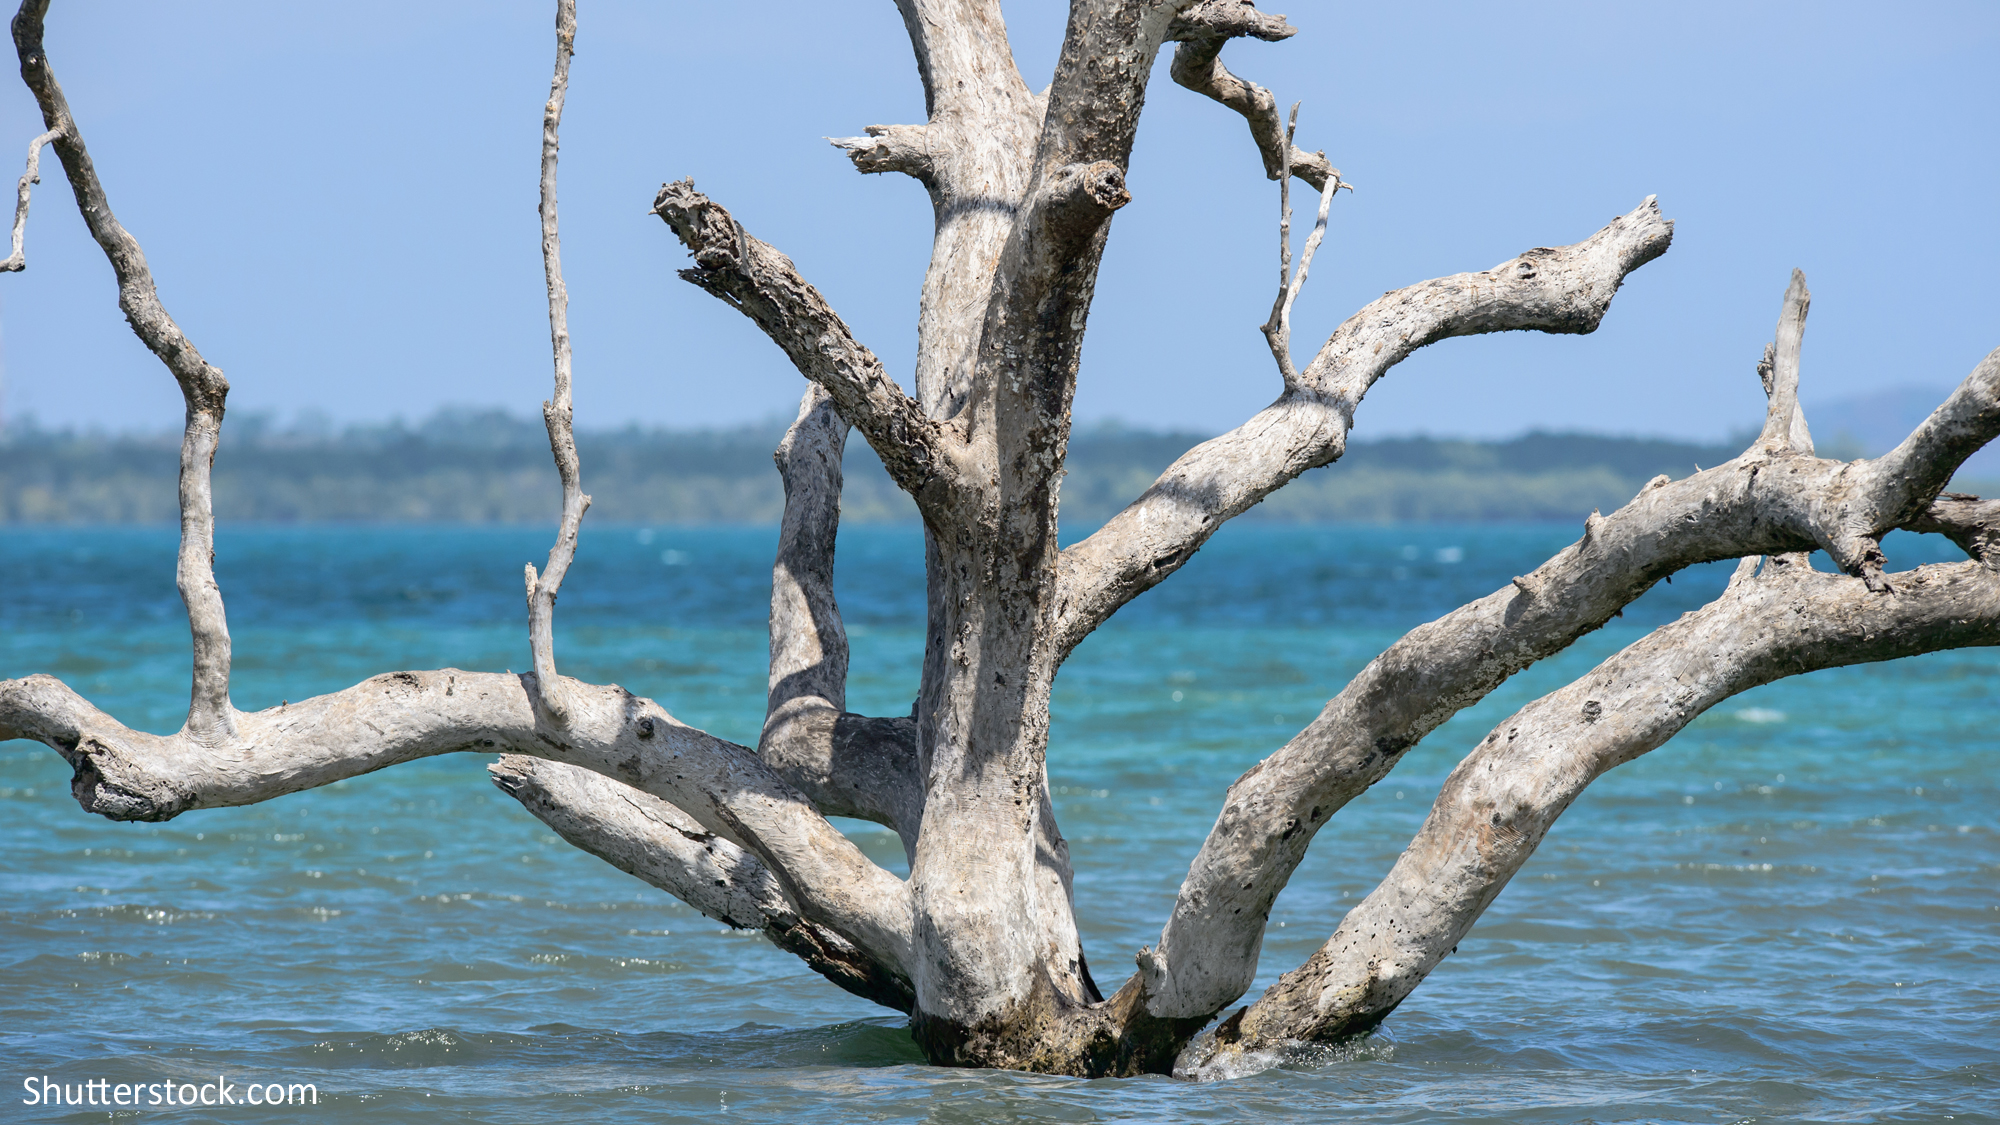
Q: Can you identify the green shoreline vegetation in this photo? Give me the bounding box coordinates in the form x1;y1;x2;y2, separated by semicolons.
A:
2;408;1982;527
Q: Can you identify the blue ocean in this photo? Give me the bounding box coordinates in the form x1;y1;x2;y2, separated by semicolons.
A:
2;523;1994;1123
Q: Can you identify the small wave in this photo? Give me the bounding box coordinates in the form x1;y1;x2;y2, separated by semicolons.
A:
301;1026;536;1068
1177;1029;1393;1082
90;903;216;925
527;952;692;974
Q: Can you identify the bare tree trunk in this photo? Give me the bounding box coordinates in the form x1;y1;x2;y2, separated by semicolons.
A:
5;0;1996;1081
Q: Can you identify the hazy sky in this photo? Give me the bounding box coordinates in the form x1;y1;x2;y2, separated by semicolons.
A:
0;1;1994;441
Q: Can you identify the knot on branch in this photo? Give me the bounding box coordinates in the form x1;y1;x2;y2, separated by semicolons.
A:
1167;0;1297;44
1040;161;1130;240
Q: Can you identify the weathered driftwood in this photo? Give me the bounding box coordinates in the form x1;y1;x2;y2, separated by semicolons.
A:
3;0;1994;1080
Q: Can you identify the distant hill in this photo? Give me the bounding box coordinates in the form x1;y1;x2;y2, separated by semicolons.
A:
0;405;1987;527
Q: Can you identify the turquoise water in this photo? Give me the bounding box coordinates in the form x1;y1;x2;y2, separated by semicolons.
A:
2;523;1994;1123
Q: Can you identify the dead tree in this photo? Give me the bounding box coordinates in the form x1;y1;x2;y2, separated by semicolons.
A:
4;0;1996;1078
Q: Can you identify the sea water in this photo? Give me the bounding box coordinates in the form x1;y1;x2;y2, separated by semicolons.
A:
0;523;1993;1123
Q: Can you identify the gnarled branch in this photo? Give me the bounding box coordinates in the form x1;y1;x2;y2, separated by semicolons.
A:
1910;493;2000;569
651;180;966;520
1167;1;1341;191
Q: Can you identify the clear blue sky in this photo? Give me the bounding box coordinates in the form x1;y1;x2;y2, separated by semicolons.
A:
1;1;1994;441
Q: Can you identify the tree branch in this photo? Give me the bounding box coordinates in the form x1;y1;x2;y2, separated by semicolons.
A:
524;0;592;725
0;125;58;271
1054;197;1674;661
1128;293;1999;1025
1908;493;2000;569
766;386;850;724
949;0;1202;453
651;180;966;520
890;0;1029;125
0;667;917;973
1167;1;1340;191
12;0;234;740
1256;104;1341;383
1167;0;1296;44
864;1;1044;422
491;755;916;1012
1201;553;2000;1062
759;386;925;850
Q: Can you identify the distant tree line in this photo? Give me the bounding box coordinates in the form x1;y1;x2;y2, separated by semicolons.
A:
1;407;1948;526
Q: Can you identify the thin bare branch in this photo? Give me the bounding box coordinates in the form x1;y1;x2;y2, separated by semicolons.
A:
492;755;916;1011
12;0;234;740
1255;104;1341;384
524;0;591;725
1201;553;2000;1063
651;180;967;519
0;125;58;272
1257;103;1300;381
